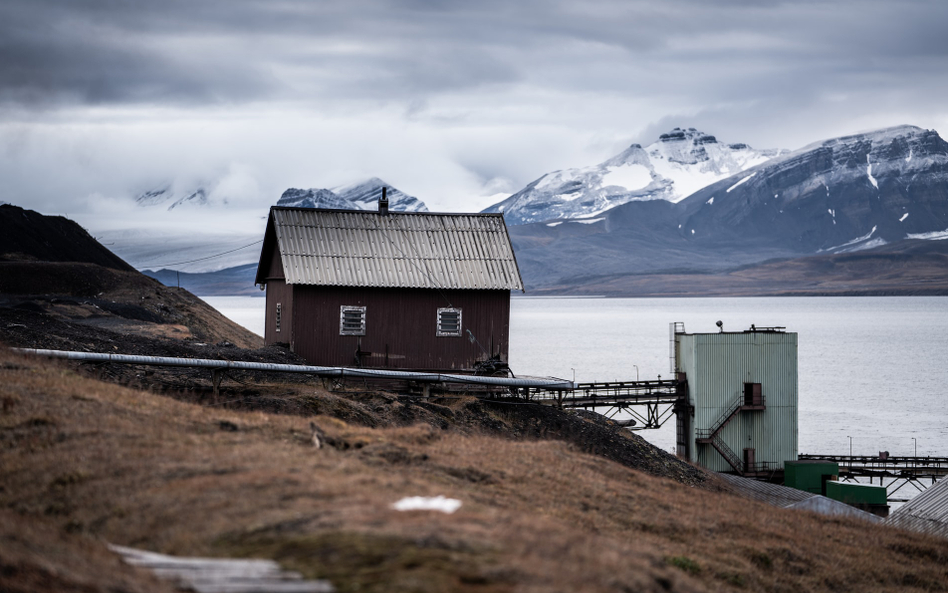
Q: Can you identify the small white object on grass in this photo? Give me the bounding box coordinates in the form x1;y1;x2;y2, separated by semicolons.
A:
392;495;462;514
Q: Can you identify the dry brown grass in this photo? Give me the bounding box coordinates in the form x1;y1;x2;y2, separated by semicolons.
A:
2;347;947;593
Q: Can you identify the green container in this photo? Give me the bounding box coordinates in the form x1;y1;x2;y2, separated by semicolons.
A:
784;460;838;494
825;481;888;505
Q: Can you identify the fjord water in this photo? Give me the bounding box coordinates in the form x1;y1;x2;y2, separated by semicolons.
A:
508;296;948;460
205;296;948;460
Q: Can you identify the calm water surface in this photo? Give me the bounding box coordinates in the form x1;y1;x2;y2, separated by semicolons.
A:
509;296;948;460
205;296;948;459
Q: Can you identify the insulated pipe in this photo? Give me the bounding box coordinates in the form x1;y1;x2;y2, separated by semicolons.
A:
13;348;576;390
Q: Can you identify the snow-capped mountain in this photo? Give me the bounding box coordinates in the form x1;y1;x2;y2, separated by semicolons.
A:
135;185;209;210
675;124;948;253
483;128;784;225
276;188;354;210
277;178;429;212
505;125;948;290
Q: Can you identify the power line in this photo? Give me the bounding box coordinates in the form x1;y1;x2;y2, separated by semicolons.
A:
149;240;263;268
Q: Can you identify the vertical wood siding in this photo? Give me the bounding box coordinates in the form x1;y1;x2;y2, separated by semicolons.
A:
286;286;511;370
264;279;293;346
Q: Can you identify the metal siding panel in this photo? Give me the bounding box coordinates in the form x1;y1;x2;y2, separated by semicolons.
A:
887;477;948;538
685;331;798;472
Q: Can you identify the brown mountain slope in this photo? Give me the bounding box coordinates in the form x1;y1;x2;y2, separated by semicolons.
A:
534;239;948;297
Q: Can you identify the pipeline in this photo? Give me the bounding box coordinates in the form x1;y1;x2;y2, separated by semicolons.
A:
13;348;576;390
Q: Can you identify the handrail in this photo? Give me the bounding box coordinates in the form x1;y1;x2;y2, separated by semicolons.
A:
708;433;744;474
696;393;767;440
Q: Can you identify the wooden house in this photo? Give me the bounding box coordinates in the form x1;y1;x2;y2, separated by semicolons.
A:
254;202;524;370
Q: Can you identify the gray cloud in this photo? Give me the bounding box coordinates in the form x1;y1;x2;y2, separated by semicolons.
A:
3;0;947;116
1;0;946;243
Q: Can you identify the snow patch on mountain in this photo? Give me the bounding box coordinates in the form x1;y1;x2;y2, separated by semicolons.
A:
907;228;948;240
726;173;756;193
483;128;785;225
601;164;651;191
866;155;879;189
135;185;210;210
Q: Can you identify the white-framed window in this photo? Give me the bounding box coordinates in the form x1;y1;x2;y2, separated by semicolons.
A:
437;307;462;337
340;305;366;336
275;302;282;332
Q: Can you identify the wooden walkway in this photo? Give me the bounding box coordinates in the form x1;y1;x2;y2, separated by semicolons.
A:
110;544;333;593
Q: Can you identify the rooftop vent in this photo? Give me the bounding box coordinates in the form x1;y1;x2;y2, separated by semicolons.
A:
379;186;389;215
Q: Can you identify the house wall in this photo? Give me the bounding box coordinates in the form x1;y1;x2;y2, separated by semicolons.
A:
264;279;293;345
287;286;511;369
262;247;292;345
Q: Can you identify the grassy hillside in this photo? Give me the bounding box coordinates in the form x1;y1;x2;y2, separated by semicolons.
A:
2;347;946;593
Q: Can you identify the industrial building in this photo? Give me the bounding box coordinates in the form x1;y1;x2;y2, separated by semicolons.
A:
672;323;798;477
254;196;524;370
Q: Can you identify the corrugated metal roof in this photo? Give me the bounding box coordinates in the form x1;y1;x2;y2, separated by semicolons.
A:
716;474;881;522
270;208;523;290
715;473;814;508
886;477;948;539
786;496;882;522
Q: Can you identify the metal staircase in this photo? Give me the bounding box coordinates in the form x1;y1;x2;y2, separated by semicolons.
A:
705;432;745;474
695;388;766;475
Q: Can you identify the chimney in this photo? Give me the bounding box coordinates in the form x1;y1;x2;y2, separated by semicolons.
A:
379;186;389;215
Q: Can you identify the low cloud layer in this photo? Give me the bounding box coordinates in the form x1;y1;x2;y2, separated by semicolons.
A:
2;0;947;264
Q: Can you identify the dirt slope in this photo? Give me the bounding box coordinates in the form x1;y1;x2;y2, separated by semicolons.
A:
0;204;134;270
0;205;261;349
2;348;947;593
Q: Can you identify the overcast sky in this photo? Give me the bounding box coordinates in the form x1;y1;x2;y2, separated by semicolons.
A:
2;0;947;260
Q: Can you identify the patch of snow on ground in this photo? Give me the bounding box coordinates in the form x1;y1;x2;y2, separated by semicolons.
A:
392;496;462;514
828;209;835;217
899;213;909;222
906;149;913;162
707;197;714;205
546;221;563;227
571;218;604;224
726;172;756;193
601;164;652;191
907;228;948;240
867;155;879;189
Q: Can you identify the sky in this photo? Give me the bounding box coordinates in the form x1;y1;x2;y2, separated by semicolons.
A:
2;0;947;269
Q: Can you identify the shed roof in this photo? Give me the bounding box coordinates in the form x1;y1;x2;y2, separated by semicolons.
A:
715;474;880;522
886;477;948;539
255;207;524;291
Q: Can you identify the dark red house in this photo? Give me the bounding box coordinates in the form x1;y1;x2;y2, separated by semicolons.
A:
254;204;524;370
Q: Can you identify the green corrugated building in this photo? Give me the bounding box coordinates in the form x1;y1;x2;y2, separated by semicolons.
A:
784;460;839;495
673;324;798;477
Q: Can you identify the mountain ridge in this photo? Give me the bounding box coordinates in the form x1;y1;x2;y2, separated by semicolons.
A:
277;177;429;212
505;124;948;291
483;128;784;225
